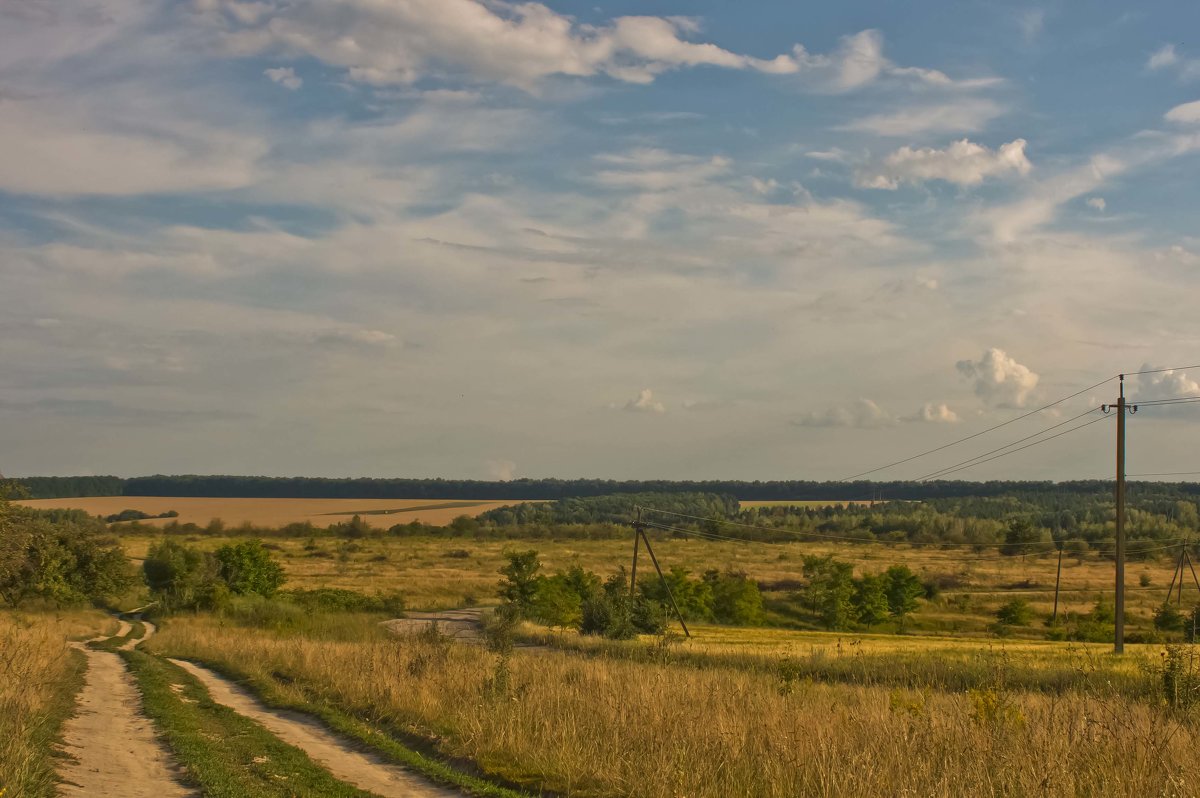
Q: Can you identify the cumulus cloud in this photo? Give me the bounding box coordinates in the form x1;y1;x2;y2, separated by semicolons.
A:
843;99;1005;137
1165;99;1200;124
794;398;896;428
956;348;1040;407
911;402;961;424
264;66;302;89
622;388;666;414
1133;365;1200;400
857;138;1032;189
1086;196;1106;211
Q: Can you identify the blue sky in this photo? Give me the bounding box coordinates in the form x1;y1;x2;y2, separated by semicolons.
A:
2;0;1200;481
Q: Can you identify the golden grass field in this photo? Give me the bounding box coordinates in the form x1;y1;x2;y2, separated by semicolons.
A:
16;496;531;529
147;613;1200;797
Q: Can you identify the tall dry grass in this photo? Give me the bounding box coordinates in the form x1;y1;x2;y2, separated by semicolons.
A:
0;610;111;796
151;616;1200;797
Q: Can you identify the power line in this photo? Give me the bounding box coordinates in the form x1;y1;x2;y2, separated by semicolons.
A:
916;413;1114;482
912;407;1101;482
1128;470;1200;478
1128;364;1200;376
835;376;1115;481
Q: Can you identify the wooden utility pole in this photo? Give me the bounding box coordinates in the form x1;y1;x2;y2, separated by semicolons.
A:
1104;375;1137;654
1052;544;1064;624
630;508;641;598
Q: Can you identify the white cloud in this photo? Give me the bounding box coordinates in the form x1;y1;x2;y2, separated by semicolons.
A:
264;66;302;90
1165;99;1200;124
314;328;400;347
1147;44;1200;82
1133;365;1200;400
857;138;1031;189
956;348;1040;407
199;3;989;92
622;388;666;414
843;99;1005;136
0;98;265;196
487;459;517;480
912;402;961;424
593;149;731;191
794;398;896;428
1086;196;1106;211
1149;44;1179;70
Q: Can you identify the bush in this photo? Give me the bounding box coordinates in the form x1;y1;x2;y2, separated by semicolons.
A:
215;540;285;597
996;599;1034;627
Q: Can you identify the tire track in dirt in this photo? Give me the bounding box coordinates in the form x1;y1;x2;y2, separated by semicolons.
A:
168;658;461;798
58;621;195;798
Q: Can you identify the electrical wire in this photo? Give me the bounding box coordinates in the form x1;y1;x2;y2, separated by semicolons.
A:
1127;364;1200;376
835;376;1115;481
911;408;1102;482
915;413;1114;482
1127;471;1200;478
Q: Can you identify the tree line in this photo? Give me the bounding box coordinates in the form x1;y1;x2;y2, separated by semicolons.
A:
19;473;1200;501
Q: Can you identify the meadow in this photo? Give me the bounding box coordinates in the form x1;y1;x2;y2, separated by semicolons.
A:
144;610;1200;797
117;527;1192;634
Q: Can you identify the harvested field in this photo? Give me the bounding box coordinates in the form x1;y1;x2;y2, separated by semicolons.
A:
17;496;532;529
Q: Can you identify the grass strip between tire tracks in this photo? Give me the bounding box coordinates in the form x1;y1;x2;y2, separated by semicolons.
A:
122;649;378;798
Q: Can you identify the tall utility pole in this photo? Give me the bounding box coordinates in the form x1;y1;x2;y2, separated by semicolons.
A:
1104;375;1137;654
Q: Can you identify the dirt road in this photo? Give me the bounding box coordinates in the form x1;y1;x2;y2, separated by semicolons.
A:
168;659;461;798
57;623;194;798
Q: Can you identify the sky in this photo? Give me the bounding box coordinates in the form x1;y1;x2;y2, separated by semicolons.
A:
2;0;1200;482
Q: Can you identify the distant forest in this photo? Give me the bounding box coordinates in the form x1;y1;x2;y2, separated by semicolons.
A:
16;474;1200;501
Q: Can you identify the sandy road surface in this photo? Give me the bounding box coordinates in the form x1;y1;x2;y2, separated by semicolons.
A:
383;609;485;641
57;622;195;798
169;659;461;798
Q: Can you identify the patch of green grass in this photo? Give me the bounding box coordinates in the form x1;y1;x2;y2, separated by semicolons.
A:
121;650;375;798
175;655;531;798
87;620;145;652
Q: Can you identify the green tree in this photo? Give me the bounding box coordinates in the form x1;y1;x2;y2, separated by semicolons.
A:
0;503;134;606
638;566;714;622
802;555;857;630
531;573;583;629
214;539;285;597
883;565;923;628
498;549;542;616
853;573;890;629
143;539;225;609
705;569;765;626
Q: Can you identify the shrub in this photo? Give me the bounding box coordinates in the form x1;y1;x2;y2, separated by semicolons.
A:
996;598;1034;627
215;540;285;598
